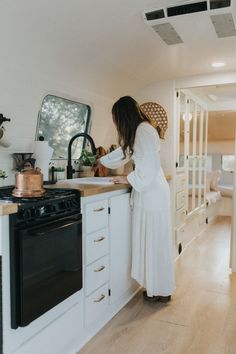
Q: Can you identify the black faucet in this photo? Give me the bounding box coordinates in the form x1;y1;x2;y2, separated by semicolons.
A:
66;133;97;179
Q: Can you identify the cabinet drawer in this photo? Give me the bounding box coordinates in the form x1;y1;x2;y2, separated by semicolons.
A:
176;190;186;210
85;228;109;265
85;199;108;234
176;174;186;193
85;256;109;296
175;207;186;228
85;283;109;326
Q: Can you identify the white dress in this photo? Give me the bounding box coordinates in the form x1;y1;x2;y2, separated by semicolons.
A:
101;122;175;297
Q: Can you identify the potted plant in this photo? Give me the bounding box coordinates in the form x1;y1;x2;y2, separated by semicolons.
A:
0;169;7;187
79;149;97;177
55;166;65;181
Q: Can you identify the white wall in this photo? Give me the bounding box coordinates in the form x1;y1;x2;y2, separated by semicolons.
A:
0;64;116;185
208;140;235;154
135;80;176;177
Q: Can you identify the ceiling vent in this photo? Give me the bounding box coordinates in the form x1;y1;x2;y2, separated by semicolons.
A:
143;0;235;44
210;13;236;37
145;9;165;21
167;1;207;17
151;23;183;45
209;0;231;10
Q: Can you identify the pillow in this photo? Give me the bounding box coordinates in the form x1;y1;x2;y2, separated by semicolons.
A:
210;170;221;191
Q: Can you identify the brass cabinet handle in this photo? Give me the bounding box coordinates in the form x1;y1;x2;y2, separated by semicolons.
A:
94;265;105;272
93;207;105;212
93;294;105;303
94;236;105;243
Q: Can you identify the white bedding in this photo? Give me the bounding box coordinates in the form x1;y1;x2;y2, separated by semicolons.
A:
218;184;233;198
206;191;221;205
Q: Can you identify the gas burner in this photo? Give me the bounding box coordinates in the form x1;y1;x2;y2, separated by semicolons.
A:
0;186;79;203
0;186;81;224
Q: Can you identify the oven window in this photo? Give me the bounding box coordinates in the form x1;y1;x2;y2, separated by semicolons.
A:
11;214;82;328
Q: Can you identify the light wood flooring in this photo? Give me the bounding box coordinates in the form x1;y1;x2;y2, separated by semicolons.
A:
80;216;236;354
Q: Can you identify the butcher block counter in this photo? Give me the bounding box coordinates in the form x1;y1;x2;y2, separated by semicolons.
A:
0;176;171;214
49;175;172;197
51;181;130;197
0;201;18;216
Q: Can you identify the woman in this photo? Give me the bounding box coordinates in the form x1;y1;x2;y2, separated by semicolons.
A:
100;96;174;302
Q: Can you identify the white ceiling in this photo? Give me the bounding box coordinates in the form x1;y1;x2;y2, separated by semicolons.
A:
1;0;236;97
190;84;236;110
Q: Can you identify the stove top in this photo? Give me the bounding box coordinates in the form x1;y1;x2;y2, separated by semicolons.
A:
0;186;78;203
0;186;81;224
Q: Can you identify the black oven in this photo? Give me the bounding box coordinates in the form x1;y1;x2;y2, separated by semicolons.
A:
1;187;83;329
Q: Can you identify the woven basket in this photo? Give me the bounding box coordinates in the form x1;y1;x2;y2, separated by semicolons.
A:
140;102;168;138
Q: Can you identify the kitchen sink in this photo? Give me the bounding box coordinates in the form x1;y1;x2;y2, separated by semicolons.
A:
57;177;114;185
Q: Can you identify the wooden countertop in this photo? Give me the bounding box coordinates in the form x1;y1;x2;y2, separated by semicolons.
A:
0;201;18;216
47;181;131;197
47;175;172;197
0;176;172;215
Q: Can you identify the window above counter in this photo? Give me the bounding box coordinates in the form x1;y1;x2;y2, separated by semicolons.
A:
36;95;91;159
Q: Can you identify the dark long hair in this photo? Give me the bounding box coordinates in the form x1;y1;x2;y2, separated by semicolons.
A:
112;96;150;156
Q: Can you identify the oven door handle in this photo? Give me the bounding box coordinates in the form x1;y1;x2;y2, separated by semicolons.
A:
24;217;82;237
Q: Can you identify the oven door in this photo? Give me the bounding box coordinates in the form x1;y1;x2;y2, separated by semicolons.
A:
10;213;82;329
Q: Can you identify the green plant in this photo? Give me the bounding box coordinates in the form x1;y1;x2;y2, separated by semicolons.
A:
79;149;96;167
0;169;7;179
54;167;65;172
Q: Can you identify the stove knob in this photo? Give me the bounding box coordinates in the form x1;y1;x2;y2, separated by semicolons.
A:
23;209;31;220
31;208;37;218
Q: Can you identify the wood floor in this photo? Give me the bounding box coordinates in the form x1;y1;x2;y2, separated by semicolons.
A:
79;216;236;354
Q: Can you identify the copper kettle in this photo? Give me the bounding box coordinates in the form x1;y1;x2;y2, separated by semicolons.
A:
12;167;45;198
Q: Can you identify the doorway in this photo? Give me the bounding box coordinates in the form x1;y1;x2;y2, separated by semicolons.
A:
175;83;236;270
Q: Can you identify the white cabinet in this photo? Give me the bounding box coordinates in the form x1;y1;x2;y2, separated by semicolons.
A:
85;283;109;326
175;174;187;228
85;228;109;265
83;198;110;326
85;255;109;296
176;90;208;215
109;193;136;304
85;199;108;234
175;89;208;255
82;190;137;327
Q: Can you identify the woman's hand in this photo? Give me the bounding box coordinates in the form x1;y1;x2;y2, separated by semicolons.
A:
112;176;129;184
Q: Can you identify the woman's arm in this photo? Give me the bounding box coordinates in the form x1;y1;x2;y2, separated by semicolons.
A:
100;147;130;169
127;124;161;192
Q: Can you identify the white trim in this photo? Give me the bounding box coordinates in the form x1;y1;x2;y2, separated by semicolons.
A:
230;130;236;271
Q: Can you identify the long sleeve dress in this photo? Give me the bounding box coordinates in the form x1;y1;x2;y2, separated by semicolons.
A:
100;122;175;297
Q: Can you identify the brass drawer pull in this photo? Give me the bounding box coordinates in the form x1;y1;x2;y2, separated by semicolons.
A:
94;236;105;243
94;294;105;303
94;265;105;272
93;207;105;212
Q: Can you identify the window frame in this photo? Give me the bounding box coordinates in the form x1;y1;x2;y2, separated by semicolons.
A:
36;94;92;160
222;155;235;173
